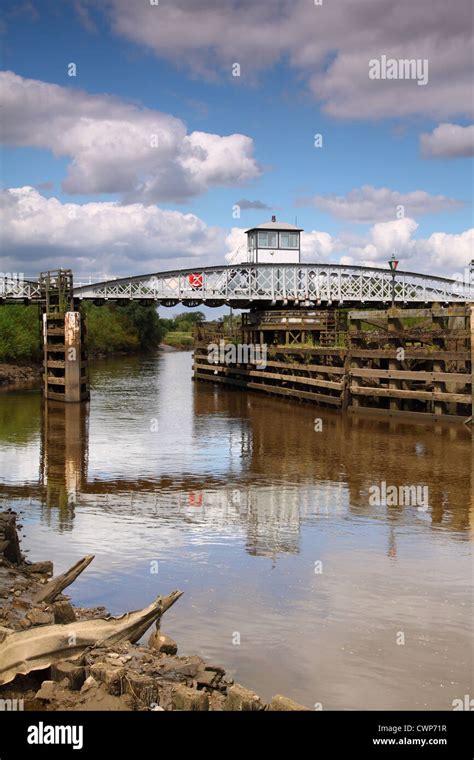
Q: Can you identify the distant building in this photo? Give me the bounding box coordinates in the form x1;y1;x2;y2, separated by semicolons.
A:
245;215;302;264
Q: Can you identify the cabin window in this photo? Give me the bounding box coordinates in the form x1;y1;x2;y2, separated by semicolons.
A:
279;232;299;249
258;231;277;247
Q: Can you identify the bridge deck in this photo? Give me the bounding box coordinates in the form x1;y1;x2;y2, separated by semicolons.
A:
1;264;472;305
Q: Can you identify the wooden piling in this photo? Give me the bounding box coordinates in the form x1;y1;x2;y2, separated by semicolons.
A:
41;270;89;403
193;305;472;421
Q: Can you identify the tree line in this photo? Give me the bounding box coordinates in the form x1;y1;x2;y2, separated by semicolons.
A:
0;304;207;363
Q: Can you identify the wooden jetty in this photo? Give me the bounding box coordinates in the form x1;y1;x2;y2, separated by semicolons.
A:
193;306;473;421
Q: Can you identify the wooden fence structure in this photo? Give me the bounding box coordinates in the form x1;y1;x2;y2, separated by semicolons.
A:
193;306;473;422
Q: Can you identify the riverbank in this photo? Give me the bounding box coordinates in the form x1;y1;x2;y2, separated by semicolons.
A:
0;363;42;389
0;344;187;392
0;511;307;711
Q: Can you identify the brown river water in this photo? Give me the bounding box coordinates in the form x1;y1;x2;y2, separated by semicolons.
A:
0;350;472;710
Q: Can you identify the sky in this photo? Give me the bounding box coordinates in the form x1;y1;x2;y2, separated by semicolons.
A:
0;0;473;282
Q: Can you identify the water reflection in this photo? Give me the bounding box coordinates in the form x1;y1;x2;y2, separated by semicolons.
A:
0;352;472;709
1;365;470;546
40;402;89;530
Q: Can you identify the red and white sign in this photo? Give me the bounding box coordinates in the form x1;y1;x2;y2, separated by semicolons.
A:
188;273;203;289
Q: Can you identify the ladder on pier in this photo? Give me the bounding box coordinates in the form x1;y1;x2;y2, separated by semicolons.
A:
40;270;90;402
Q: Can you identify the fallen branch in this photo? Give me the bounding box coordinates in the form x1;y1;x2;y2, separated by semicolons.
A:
33;555;95;604
0;590;183;686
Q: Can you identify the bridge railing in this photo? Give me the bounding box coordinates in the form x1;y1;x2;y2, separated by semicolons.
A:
0;276;42;300
72;265;474;304
2;264;473;304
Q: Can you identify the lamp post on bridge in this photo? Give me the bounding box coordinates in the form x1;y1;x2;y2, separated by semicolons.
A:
389;254;399;307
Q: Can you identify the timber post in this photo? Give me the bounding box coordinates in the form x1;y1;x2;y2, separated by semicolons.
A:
40;270;90;403
471;304;474;420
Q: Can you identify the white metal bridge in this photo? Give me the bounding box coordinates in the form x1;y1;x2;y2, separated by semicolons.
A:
1;263;473;306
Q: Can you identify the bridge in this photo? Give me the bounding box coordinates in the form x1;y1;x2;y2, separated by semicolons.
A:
1;263;473;306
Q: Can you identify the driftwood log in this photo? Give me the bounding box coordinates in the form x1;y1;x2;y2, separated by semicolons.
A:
0;590;183;686
33;555;95;604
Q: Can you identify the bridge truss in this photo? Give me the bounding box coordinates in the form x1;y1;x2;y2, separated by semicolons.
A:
1;264;473;306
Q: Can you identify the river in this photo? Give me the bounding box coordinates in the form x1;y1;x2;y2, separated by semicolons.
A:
0;350;472;710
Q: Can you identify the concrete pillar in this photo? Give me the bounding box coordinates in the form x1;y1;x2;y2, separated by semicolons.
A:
64;312;83;403
43;310;89;402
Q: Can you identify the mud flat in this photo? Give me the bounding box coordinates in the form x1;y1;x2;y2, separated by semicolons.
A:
0;512;307;712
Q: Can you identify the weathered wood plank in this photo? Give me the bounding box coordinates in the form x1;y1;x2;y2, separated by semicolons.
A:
193;372;343;406
349;307;469;319
194;356;346;375
350;368;471;383
193;363;343;390
349;349;469;360
43;375;66;386
350;386;471;403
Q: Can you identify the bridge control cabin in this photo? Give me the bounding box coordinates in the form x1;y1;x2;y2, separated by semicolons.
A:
245;216;302;264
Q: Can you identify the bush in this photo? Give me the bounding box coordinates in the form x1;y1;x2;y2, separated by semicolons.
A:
0;305;42;363
0;302;166;362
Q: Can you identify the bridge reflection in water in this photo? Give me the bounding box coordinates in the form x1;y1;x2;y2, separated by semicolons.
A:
0;352;472;710
1;380;471;556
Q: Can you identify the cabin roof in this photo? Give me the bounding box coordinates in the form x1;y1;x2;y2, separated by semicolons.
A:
245;221;303;233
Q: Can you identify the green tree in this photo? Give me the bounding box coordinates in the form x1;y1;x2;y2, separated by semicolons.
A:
0;305;42;362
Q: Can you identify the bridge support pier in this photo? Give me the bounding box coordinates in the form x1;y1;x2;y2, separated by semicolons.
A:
41;270;90;403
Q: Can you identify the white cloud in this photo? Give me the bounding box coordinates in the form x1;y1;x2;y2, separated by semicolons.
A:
224;228;248;263
298;185;463;223
342;218;474;277
101;0;473;121
0;71;260;202
225;219;472;277
301;231;334;261
347;218;419;262
420;123;474;158
2;190;471;281
0;186;225;277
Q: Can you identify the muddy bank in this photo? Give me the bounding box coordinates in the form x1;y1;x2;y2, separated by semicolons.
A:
0;364;42;390
0;512;307;711
159;342;182;352
0;348;180;390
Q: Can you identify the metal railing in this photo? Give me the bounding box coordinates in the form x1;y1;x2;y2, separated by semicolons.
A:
1;264;473;304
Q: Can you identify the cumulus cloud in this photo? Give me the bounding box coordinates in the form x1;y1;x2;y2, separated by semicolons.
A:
301;231;334;261
225;219;473;278
224;228;248;263
420;123;474;158
0;186;225;277
99;0;473;120
297;185;463;223
341;218;474;277
2;190;471;280
0;71;260;203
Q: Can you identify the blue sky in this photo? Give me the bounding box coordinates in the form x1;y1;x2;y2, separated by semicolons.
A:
1;0;473;279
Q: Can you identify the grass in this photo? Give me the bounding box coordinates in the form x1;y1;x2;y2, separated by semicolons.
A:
163;331;194;348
